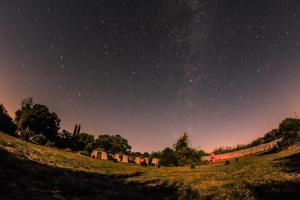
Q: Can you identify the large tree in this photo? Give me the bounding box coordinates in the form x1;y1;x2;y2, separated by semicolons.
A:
95;134;131;154
0;104;17;135
277;118;300;149
173;132;201;165
73;132;95;151
95;135;111;152
15;98;61;141
109;135;131;154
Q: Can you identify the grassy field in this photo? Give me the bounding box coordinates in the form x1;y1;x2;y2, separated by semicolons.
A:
0;132;300;200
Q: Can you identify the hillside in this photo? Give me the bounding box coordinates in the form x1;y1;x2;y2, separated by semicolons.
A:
0;132;300;200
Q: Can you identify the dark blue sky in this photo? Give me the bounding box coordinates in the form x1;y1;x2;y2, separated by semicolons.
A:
1;0;300;152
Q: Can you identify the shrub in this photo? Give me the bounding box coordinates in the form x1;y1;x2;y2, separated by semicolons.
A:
160;147;178;167
190;164;196;169
79;150;90;156
29;134;48;145
235;158;239;162
225;160;230;165
141;161;148;166
45;141;55;147
17;129;34;141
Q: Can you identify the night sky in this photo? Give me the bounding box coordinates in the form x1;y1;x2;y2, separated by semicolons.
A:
1;0;300;152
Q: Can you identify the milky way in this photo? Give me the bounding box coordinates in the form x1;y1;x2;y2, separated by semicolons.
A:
1;0;300;152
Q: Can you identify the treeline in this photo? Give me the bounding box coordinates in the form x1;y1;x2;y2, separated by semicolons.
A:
0;98;207;167
213;118;300;154
0;98;131;156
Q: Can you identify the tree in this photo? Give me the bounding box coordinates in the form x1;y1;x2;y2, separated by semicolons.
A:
150;151;162;159
55;129;74;149
160;147;178;166
73;132;94;151
96;135;112;152
95;134;131;154
73;124;81;136
142;152;149;157
173;132;202;165
15;98;61;141
0;104;17;135
173;132;189;153
276;118;300;149
109;135;131;154
278;118;300;137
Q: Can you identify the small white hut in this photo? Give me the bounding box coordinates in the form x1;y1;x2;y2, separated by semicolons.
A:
135;156;141;164
91;149;108;160
122;155;129;163
151;158;160;166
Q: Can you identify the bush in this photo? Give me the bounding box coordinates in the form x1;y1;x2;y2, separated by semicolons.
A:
45;141;55;147
141;161;148;166
160;147;178;167
17;130;34;141
235;158;239;162
29;134;48;145
225;160;230;165
79;150;90;156
190;164;196;169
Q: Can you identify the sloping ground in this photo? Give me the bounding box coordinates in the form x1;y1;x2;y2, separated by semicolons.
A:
0;132;300;200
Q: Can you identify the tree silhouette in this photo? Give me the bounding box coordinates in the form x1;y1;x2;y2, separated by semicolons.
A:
173;132;201;165
15;98;61;141
160;147;178;166
0;104;17;135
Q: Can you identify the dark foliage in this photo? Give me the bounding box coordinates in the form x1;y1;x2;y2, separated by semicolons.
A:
215;118;300;155
72;132;94;151
95;134;131;154
15;98;60;142
173;132;203;166
55;130;74;149
0;104;17;135
73;124;81;136
160;147;178;167
224;160;230;165
56;129;95;152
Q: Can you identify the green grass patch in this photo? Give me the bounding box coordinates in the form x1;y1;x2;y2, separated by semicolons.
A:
1;132;300;199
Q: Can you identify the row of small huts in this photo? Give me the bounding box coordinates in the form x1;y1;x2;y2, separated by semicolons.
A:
91;149;160;166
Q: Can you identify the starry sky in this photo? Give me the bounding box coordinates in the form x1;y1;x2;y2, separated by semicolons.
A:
1;0;300;152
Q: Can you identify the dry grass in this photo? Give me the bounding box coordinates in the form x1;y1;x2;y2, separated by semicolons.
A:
1;132;300;199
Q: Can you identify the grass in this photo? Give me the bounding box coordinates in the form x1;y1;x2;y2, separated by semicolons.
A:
0;132;300;199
